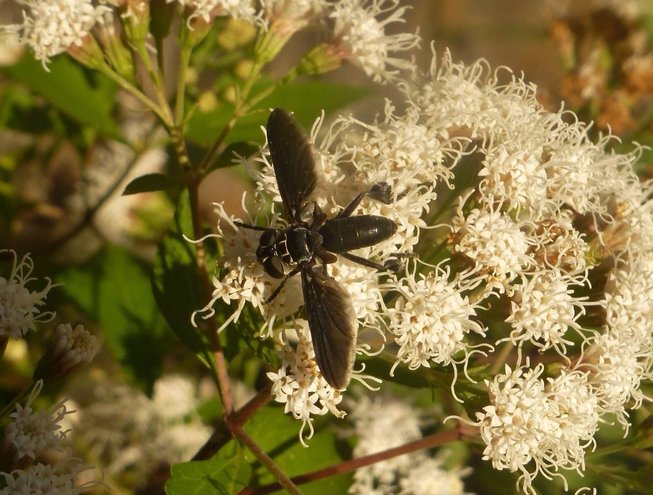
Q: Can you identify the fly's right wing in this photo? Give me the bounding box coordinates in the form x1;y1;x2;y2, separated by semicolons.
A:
301;267;357;389
266;109;318;222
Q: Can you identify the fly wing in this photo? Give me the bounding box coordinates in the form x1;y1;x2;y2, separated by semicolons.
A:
301;266;357;389
266;108;318;222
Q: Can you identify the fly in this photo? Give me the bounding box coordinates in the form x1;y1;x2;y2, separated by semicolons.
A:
236;108;397;389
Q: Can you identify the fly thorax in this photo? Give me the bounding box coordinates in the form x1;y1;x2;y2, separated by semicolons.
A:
286;226;322;264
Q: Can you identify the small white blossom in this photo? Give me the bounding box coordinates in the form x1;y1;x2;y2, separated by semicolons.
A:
0;250;54;339
73;376;210;475
478;142;548;214
168;0;259;24
527;212;589;273
34;323;100;380
386;263;486;372
328;0;419;82
504;271;591;354
476;365;599;494
584;330;653;425
348;394;423;494
4;0;110;67
152;374;200;421
451;201;532;291
195;203;304;337
604;255;653;343
267;323;345;444
4;381;71;460
261;0;326;34
0;460;97;495
399;457;471;495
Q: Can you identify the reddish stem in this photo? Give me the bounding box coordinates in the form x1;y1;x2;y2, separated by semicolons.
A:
239;423;477;494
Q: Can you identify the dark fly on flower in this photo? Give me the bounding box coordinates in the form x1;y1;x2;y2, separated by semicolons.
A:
236;108;397;390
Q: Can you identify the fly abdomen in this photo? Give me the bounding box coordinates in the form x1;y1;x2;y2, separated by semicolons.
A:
319;215;396;253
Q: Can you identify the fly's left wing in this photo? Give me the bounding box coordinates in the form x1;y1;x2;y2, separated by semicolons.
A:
301;267;357;389
266;108;318;222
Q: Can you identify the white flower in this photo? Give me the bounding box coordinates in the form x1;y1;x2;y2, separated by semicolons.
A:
152;374;200;421
386;263;486;372
267;323;345;444
261;0;326;33
150;422;213;464
604;255;653;343
0;250;54;339
584;330;652;424
328;0;420;82
478;142;549;214
504;270;591;354
73;377;210;475
4;381;71;460
348;394;423;494
169;0;259;24
4;0;110;67
399;457;471;495
476;365;599;494
195;203;304;338
451;201;532;291
34;323;100;380
0;459;98;495
527;212;589;273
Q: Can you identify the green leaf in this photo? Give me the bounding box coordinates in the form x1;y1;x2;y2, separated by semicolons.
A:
123;173;183;195
166;441;251;495
151;191;215;369
56;246;167;388
185;81;370;147
4;55;121;138
244;407;351;494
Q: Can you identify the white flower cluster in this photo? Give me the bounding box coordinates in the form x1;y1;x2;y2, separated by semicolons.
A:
266;322;345;445
212;47;653;493
3;0;110;67
4;381;70;461
348;394;470;495
476;365;599;494
3;0;418;82
0;251;54;339
167;0;259;24
401;51;652;492
1;380;98;494
1;251;101;490
0;459;97;495
71;374;212;474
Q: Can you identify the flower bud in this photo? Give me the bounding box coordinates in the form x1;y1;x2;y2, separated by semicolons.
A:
33;323;100;382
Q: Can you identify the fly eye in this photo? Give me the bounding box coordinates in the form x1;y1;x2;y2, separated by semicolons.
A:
263;256;285;279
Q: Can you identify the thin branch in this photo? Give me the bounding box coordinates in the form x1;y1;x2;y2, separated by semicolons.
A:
234;425;302;495
239;423;477;495
192;382;272;461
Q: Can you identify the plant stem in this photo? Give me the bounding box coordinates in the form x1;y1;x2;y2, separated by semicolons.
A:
490;340;514;374
170;127;235;415
234;425;302;495
192;383;273;462
100;66;172;127
239;423;476;495
175;43;192;126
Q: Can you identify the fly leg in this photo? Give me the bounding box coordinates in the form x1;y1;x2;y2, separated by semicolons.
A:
340;252;401;273
233;221;276;232
337;182;393;219
266;266;302;303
